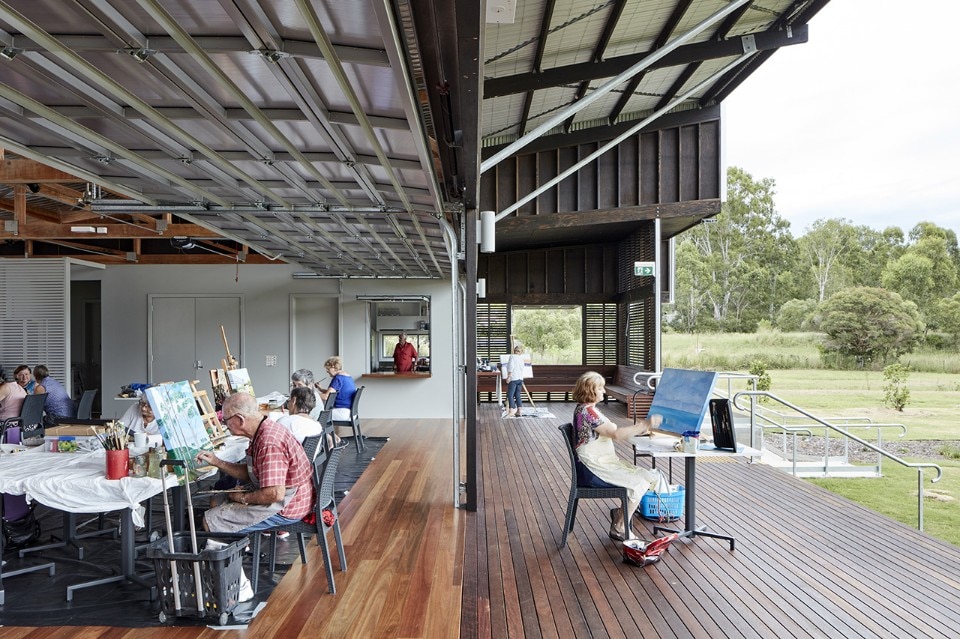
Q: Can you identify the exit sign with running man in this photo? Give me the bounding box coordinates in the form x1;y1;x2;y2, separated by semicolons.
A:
634;261;656;277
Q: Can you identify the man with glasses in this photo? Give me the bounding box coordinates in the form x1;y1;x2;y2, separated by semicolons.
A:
197;392;314;533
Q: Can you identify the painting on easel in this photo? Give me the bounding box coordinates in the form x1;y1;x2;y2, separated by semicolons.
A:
209;368;229;410
144;380;214;479
226;368;254;396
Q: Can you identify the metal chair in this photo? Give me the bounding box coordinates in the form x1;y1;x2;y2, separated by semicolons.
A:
557;422;630;548
0;393;46;443
250;439;348;594
75;388;98;419
332;386;365;453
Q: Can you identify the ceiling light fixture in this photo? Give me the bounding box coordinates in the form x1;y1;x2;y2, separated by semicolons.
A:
171;237;197;250
0;46;22;61
128;47;156;63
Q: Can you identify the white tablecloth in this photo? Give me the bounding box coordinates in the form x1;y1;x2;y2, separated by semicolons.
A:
0;449;176;527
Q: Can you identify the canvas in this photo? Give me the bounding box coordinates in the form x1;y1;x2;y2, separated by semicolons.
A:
646;368;718;437
144;381;214;480
499;353;533;379
226;368;255;395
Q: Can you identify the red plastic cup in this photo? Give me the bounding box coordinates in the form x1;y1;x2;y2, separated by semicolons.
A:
106;448;130;480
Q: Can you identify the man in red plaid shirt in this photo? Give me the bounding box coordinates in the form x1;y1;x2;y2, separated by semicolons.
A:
199;392;314;533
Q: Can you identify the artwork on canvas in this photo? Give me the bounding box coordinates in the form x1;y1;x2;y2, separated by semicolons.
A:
499;353;534;379
646;368;719;437
209;368;229;410
226;368;255;396
145;380;214;480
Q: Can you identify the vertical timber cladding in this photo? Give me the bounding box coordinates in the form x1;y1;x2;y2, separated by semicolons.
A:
619;225;656;369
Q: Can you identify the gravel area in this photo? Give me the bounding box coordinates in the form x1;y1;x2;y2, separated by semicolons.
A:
762;433;956;464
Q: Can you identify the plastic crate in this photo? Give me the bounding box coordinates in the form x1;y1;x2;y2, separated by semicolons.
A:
145;532;248;625
639;485;685;521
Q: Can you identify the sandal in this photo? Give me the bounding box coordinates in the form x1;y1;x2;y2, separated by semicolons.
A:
608;508;625;541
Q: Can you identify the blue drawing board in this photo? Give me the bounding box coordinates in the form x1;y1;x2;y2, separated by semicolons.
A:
646;368;718;436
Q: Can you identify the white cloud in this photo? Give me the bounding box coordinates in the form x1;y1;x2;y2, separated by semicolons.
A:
724;0;960;237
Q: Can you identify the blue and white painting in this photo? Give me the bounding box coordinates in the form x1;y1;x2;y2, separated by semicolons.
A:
647;368;718;437
145;380;214;479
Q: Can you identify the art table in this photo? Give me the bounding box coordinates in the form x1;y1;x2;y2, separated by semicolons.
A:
0;447;178;600
630;436;761;550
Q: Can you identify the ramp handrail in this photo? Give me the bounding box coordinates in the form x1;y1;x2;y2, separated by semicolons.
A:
732;390;941;531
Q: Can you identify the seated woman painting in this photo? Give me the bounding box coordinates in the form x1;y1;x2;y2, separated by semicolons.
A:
571;371;662;541
317;356;356;423
276;386;324;445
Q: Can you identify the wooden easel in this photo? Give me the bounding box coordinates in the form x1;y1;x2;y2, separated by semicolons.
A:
190;380;225;440
220;325;239;391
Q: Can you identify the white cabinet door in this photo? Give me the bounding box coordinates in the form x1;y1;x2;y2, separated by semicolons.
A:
150;295;241;384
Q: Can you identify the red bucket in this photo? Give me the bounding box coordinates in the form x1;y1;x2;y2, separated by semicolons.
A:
106;448;130;480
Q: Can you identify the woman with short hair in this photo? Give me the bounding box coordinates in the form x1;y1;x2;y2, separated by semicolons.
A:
317;356;357;423
33;364;76;419
571;371;662;541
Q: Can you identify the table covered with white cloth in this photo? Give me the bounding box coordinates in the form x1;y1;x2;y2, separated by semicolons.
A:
0;448;177;527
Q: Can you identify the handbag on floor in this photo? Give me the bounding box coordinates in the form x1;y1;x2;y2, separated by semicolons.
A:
2;505;41;549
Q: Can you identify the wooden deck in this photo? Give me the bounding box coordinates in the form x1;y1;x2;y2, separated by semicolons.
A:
461;402;960;639
6;404;960;638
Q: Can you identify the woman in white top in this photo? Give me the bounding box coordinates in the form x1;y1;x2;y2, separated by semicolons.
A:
275;386;324;447
505;344;526;417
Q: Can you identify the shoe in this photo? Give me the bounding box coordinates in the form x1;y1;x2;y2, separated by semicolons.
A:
261;530;290;540
608;508;625;541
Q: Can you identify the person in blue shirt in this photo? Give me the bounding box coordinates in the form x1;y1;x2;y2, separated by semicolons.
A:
33;364;76;420
318;356;357;423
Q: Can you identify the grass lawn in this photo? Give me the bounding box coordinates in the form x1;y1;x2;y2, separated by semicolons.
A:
662;332;960;546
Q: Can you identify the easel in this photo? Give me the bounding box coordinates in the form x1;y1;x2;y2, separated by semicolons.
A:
220;325;239;390
190;380;225;440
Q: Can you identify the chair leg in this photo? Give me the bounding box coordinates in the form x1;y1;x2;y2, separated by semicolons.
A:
268;532;278;574
560;493;577;548
353;420;364;452
316;525;337;594
250;533;262;593
331;510;346;572
296;533;308;565
621;497;631;540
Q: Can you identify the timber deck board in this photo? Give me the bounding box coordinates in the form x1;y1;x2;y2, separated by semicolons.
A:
463;402;960;639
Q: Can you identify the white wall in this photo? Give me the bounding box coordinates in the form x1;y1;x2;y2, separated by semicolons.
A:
80;263;457;420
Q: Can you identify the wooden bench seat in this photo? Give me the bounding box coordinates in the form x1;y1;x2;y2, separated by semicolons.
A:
604;364;656;418
477;364;616;402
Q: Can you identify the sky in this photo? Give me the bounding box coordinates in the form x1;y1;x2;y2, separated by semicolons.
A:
723;0;960;239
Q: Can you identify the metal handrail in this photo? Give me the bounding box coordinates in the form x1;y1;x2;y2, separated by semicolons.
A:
732;390;942;531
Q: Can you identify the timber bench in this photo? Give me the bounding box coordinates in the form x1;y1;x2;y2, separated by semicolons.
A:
604;365;656;419
477;364;616;402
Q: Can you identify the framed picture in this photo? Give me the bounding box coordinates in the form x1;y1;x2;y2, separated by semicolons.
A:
144;380;214;480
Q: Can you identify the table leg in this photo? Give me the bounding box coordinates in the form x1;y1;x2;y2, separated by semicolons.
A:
653;456;735;550
65;508;155;601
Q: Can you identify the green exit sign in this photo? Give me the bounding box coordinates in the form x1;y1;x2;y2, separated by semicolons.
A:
634;261;656;277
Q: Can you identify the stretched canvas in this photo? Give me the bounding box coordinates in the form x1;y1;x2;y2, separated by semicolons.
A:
145;380;214;480
647;368;718;437
226;367;255;396
499;353;533;379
